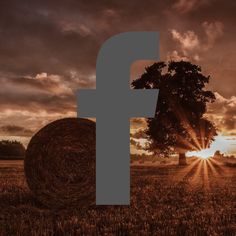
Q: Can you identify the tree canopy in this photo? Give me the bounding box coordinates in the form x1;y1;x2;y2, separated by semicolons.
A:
132;61;217;156
0;140;25;158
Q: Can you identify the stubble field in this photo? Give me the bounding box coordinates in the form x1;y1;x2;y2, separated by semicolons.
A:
0;157;235;235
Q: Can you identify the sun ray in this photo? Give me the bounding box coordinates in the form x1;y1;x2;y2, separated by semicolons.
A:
164;158;201;198
175;134;199;151
169;101;202;151
210;158;222;165
205;128;215;150
199;120;206;149
178;114;202;150
170;158;201;183
209;158;227;176
206;159;219;177
191;159;204;187
203;160;210;191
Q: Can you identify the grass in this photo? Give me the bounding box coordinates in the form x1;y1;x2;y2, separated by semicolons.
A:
0;157;236;235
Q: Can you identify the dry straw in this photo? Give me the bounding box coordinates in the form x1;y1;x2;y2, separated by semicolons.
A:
24;118;95;208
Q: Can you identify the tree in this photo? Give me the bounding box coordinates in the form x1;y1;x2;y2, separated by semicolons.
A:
0;140;25;159
214;150;223;158
131;61;217;165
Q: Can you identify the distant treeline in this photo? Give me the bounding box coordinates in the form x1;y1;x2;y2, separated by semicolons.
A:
130;153;179;163
0;140;25;159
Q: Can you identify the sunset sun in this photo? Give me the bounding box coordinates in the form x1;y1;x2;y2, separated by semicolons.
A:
186;135;235;159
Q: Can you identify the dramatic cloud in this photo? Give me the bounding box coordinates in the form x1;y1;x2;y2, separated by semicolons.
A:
0;70;96;115
130;138;143;150
207;92;236;135
202;21;224;50
167;50;191;61
130;118;147;130
169;29;200;61
171;29;200;51
168;21;223;62
0;0;235;149
173;0;210;13
130;129;147;139
0;125;33;137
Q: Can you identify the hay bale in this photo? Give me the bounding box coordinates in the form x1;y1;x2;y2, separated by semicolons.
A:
24;118;95;208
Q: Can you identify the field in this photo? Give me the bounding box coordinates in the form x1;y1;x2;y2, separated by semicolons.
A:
0;158;236;236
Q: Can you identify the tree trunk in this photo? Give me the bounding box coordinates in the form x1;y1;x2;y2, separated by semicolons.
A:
179;153;187;165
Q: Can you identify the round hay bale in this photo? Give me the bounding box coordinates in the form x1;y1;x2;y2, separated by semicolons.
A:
24;118;95;208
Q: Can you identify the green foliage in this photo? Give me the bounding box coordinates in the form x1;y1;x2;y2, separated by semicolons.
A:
132;61;217;155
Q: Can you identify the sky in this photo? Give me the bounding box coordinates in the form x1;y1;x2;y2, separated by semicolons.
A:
0;0;235;155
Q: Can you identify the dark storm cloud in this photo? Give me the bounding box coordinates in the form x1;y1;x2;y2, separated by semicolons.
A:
0;72;76;114
0;0;235;90
0;1;103;76
130;129;147;139
0;0;166;77
130;138;143;150
130;118;146;129
0;89;75;114
0;125;33;137
207;92;236;134
0;0;235;138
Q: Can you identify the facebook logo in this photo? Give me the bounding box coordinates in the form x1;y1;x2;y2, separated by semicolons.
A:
77;32;159;205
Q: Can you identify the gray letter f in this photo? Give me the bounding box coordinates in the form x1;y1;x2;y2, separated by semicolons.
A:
77;32;159;205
